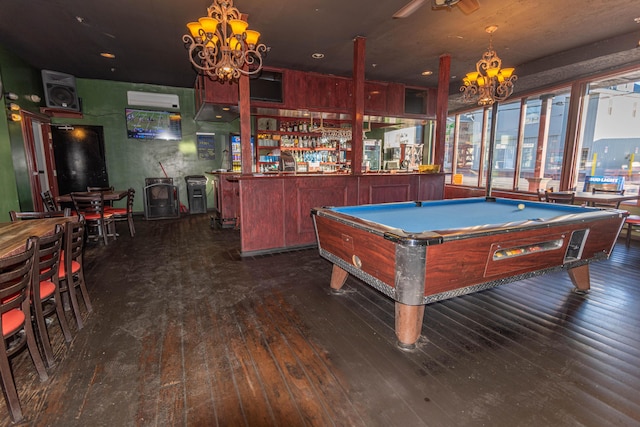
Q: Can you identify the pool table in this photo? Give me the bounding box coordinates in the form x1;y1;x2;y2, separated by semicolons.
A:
311;197;627;348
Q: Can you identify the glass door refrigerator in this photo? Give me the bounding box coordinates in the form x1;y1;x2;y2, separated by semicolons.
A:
364;139;381;171
229;134;255;172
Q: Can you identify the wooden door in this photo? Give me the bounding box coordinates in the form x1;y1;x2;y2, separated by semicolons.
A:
20;111;57;211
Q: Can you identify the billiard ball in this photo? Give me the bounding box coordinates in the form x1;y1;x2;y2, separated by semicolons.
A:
517;203;525;210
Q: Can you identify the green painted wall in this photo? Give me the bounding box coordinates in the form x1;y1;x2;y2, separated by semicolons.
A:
52;79;237;213
0;84;20;222
0;45;45;221
1;40;239;220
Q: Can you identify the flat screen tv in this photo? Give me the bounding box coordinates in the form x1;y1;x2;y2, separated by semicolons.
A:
126;108;182;140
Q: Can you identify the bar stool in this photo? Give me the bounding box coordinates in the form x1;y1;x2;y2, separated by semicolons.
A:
0;237;48;423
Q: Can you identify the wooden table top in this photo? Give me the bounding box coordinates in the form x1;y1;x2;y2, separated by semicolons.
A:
0;217;72;259
56;190;128;203
549;191;640;205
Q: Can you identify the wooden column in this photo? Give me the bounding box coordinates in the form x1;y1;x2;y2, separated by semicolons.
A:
239;73;252;175
351;36;365;175
433;54;451;168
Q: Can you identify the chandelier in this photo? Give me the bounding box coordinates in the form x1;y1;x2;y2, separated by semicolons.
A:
183;0;267;82
460;25;517;106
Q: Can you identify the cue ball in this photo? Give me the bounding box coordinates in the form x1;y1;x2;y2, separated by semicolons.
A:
517;203;525;210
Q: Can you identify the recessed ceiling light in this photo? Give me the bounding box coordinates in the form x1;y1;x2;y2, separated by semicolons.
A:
421;70;433;76
215;115;223;119
222;107;230;111
101;52;116;59
312;53;325;59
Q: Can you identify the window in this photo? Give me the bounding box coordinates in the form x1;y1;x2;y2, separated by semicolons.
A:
447;88;570;192
575;70;640;196
490;100;520;190
456;109;487;186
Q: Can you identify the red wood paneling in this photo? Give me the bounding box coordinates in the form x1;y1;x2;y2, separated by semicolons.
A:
364;82;387;114
197;67;433;119
237;174;445;255
201;75;239;105
239;178;285;253
283;176;356;247
385;83;405;116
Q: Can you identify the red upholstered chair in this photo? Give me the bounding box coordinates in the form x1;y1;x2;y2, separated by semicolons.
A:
31;224;73;368
109;188;136;237
58;217;93;329
0;237;48;423
71;192;115;245
625;215;640;247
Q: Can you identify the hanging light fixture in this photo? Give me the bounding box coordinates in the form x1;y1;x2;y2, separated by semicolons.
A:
460;25;517;106
183;0;268;82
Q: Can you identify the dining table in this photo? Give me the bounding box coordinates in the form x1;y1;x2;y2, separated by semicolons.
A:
548;191;640;207
0;217;73;259
56;190;129;204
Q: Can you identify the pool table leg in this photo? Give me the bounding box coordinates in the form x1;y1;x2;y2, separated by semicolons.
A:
395;303;425;349
568;264;590;293
329;264;349;294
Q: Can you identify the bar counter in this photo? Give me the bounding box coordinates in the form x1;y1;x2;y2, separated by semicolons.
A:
209;171;445;256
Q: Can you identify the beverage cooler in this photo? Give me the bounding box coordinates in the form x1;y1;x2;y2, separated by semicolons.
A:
364;139;381;171
229;134;255;172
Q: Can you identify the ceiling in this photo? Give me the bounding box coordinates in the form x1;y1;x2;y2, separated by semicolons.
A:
2;0;640;112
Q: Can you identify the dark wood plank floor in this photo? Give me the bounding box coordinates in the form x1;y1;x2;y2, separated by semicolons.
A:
3;214;640;426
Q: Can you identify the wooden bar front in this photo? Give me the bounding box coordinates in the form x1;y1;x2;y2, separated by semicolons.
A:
237;173;445;255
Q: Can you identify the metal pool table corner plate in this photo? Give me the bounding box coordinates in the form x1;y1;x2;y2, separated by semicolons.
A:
311;197;628;348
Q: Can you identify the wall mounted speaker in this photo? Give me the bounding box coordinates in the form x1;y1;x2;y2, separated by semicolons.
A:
42;70;80;111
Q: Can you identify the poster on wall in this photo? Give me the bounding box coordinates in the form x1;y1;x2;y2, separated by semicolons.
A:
197;132;216;160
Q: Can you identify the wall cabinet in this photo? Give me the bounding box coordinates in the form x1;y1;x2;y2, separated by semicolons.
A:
195;68;436;120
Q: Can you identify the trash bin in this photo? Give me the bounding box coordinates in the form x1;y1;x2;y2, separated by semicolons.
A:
185;175;207;214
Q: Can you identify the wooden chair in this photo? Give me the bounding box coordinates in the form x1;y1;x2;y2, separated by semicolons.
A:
536;189;548;202
58;217;93;329
40;190;58;212
591;188;625;208
31;224;73;368
109;188;136;237
0;237;48;422
544;190;575;204
87;186;115;207
9;209;71;222
71;192;115;245
625;215;640;247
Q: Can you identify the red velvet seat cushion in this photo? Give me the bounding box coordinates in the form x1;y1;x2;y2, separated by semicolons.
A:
58;260;81;278
2;309;25;336
108;208;127;215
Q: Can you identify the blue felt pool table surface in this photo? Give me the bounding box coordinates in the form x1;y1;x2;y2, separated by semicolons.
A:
330;197;592;233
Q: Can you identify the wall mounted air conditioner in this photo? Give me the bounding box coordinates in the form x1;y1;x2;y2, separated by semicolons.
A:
127;91;180;109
